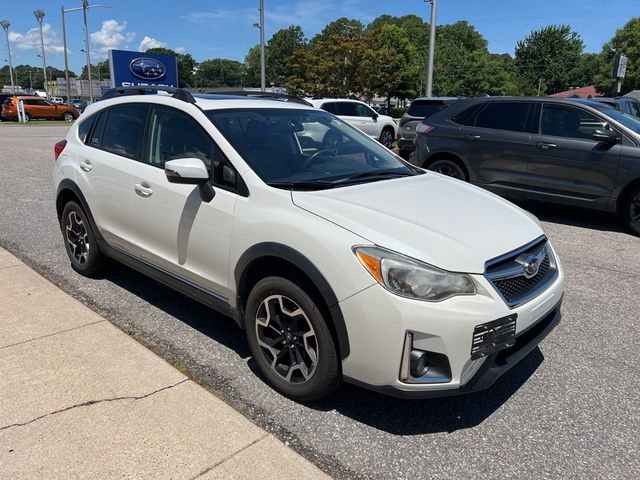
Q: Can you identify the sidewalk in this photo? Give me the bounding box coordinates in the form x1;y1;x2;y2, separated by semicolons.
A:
0;248;329;479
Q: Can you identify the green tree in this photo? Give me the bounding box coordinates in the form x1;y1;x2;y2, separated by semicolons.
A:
267;26;306;86
194;58;245;88
514;24;585;94
310;17;364;45
244;45;261;88
145;47;196;87
80;59;110;81
594;17;640;95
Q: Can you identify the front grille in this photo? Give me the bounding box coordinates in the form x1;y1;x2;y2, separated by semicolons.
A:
485;237;558;308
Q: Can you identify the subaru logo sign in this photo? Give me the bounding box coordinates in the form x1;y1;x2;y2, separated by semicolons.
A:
129;57;166;80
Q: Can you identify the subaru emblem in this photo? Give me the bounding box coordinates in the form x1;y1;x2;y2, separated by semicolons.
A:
129;57;166;80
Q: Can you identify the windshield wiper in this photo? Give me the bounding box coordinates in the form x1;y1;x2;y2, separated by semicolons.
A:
332;170;416;184
267;180;335;190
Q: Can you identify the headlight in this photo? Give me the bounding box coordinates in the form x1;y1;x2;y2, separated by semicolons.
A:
353;246;476;302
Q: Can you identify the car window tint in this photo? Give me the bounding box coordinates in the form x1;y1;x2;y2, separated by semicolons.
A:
101;104;148;159
89;111;107;147
355;103;374;118
77;115;96;144
321;102;337;114
335;102;359;117
407;101;447;118
24;99;39;105
474;102;531;132
451;105;483;126
540;105;606;140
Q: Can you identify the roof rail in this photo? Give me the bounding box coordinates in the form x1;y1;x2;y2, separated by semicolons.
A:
204;89;312;106
101;86;196;104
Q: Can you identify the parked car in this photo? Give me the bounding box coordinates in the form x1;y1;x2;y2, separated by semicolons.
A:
307;98;398;148
397;97;459;159
2;95;79;122
71;99;89;113
411;96;640;235
53;87;563;401
0;93;12;120
592;96;640;118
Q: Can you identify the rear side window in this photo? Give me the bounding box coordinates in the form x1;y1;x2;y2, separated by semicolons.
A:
474;103;532;132
77;115;96;144
335;102;359;117
101;104;148;159
320;102;337;114
407;101;447;118
88;111;107;147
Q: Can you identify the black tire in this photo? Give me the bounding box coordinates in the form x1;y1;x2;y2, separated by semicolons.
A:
624;186;640;236
426;158;467;181
245;277;341;401
23;113;31;123
60;201;106;276
62;111;75;121
379;127;395;148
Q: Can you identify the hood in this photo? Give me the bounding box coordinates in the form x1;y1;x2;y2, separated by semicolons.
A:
292;173;543;274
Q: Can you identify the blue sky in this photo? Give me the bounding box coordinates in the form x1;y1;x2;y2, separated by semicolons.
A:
1;0;637;75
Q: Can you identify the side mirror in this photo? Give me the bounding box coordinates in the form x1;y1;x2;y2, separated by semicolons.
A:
165;158;210;185
592;128;619;144
165;157;215;202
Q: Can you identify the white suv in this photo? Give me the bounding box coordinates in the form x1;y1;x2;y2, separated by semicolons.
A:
53;88;564;401
307;98;398;149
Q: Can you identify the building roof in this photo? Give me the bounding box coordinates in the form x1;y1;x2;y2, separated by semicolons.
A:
548;85;599;98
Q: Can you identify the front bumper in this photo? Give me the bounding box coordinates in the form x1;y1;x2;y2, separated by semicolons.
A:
339;255;564;398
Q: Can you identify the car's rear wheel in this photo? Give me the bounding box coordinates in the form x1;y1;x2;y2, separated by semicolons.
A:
62;111;75;121
61;201;105;276
322;130;342;152
379;128;395;148
23;113;31;123
398;149;412;160
426;159;467;181
245;277;340;401
625;186;640;236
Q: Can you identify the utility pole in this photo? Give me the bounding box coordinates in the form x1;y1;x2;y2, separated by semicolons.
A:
61;5;71;104
424;0;437;97
0;20;15;93
82;1;93;102
34;9;48;98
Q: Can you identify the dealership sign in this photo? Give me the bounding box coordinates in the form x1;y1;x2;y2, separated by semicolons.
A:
108;49;179;88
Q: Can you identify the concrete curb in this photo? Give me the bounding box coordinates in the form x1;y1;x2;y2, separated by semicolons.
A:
0;247;329;479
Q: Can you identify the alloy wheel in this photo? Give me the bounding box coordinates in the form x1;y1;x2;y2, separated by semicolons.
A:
630;191;640;225
65;211;89;265
63;112;74;121
380;129;394;148
255;294;318;383
432;162;463;179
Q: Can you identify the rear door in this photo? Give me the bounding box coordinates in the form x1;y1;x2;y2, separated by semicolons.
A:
73;104;146;253
332;102;378;138
526;103;621;209
457;101;536;199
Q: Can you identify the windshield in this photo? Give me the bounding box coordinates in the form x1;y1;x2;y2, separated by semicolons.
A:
206;108;421;189
592;105;640;134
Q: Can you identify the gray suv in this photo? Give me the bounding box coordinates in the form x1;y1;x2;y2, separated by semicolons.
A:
411;97;640;235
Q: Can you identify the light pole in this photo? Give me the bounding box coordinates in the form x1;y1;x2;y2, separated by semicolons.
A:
34;9;48;98
254;0;266;92
424;0;437;97
61;2;110;103
0;20;15;93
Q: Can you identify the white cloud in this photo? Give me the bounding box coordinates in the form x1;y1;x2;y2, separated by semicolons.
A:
174;46;186;54
179;9;256;26
138;36;166;52
90;20;135;58
7;23;65;55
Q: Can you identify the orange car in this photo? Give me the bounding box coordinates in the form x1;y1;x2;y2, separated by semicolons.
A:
1;96;79;122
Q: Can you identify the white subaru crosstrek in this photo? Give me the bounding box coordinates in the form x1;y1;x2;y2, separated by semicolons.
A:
53;88;564;401
307;98;398;149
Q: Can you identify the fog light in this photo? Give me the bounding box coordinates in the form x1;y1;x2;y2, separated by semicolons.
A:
410;350;430;377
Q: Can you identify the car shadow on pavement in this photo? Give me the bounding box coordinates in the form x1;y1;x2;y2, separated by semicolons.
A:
101;261;252;359
308;348;545;435
518;200;626;233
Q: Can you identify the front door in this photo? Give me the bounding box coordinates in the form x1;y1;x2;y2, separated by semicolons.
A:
131;105;239;299
526;103;622;210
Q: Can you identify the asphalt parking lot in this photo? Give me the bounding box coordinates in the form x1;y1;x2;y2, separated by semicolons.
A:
1;125;639;479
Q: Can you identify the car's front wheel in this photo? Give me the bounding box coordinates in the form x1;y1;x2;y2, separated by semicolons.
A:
379;127;395;148
62;111;75;121
625;186;640;236
245;277;341;401
60;201;105;276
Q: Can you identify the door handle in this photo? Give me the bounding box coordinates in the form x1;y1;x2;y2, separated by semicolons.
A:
79;160;92;172
465;134;481;141
134;182;153;197
537;142;557;150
